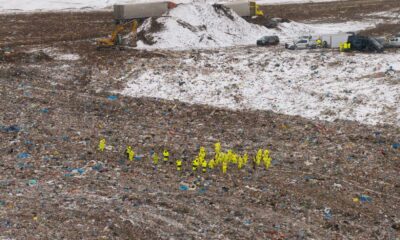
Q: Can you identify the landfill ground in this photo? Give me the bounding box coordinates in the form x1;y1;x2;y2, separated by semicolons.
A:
1;1;400;239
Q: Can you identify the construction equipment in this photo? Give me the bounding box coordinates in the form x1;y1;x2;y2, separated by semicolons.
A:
255;3;264;16
96;20;138;49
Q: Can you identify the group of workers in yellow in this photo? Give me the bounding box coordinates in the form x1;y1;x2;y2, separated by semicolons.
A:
99;139;272;174
339;42;352;52
315;38;351;52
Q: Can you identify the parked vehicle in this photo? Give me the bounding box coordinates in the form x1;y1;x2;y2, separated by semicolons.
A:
348;35;384;53
285;38;316;50
257;35;280;46
386;37;400;47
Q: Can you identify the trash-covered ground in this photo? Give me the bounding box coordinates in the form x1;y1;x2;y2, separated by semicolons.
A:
1;1;400;239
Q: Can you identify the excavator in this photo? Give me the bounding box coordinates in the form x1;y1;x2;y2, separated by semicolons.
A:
96;20;138;50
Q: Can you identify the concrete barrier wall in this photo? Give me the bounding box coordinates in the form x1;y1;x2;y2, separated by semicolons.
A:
114;1;176;20
114;1;254;20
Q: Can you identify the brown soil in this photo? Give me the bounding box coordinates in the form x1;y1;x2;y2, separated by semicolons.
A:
261;0;400;22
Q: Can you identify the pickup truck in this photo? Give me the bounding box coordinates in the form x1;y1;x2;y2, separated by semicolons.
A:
386;36;400;47
285;38;316;50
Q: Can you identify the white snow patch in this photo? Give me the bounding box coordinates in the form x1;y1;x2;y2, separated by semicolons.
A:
0;0;133;13
121;48;400;126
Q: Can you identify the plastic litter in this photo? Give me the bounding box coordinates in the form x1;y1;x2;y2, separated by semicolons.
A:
17;152;31;159
323;208;332;220
107;95;118;100
359;195;372;203
243;219;252;225
392;143;400;149
40;108;49;113
1;125;20;133
28;179;38;186
179;185;189;191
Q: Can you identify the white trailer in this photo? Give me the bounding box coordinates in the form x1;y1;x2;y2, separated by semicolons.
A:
315;33;352;48
113;1;177;20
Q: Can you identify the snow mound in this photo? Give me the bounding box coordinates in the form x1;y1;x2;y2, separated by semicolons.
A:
136;3;376;50
137;3;275;50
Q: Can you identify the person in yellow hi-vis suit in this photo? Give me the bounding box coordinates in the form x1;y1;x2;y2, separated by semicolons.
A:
163;149;169;162
126;146;134;161
208;159;215;169
153;153;159;166
176;159;182;171
192;158;199;171
222;161;228;174
201;160;207;173
98;139;106;152
316;39;322;48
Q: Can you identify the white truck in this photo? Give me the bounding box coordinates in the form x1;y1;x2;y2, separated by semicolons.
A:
285;37;316;50
386;36;400;48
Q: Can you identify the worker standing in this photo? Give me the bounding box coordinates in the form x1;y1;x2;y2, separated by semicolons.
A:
176;159;182;171
316;38;322;48
201;160;207;173
163;149;169;163
192;158;199;172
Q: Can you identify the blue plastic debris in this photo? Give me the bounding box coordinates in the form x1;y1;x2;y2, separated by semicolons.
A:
243;219;252;226
1;125;20;133
392;143;400;149
62;135;70;141
28;179;37;186
359;195;372;203
17;153;30;159
16;162;33;170
40;108;49;113
179;185;189;191
0;200;5;207
134;155;143;161
198;187;207;194
323;208;332;220
72;168;85;175
107;95;118;100
92;163;103;172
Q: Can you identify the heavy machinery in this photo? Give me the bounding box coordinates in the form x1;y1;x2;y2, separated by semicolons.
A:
96;20;138;49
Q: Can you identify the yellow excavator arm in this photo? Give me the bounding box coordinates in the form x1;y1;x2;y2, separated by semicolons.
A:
97;20;138;48
256;4;264;16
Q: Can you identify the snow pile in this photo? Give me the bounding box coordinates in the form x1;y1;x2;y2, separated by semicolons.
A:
121;48;400;126
136;3;377;50
137;3;274;50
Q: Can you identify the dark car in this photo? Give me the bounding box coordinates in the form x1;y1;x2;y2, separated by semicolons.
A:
257;35;280;46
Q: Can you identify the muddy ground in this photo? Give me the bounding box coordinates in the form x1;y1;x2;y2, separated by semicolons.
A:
262;0;400;22
1;1;400;239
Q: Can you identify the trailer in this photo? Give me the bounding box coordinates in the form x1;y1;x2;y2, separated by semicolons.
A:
316;33;353;48
113;1;177;21
223;1;263;17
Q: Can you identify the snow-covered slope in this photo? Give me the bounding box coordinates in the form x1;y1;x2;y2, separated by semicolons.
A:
121;48;400;126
